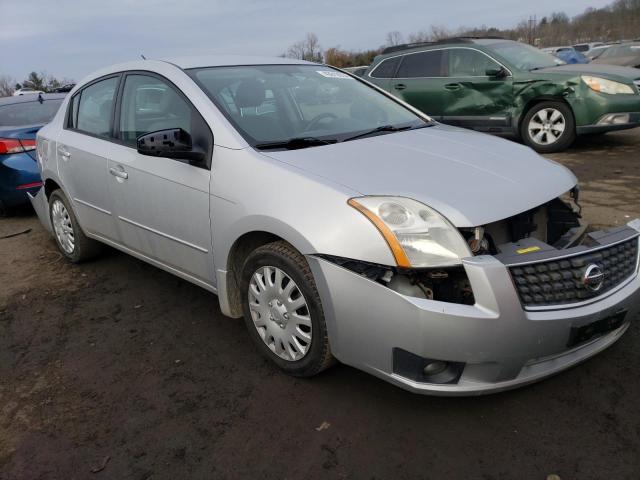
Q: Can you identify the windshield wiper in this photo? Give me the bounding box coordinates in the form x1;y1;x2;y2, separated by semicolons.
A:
255;137;337;150
341;123;430;143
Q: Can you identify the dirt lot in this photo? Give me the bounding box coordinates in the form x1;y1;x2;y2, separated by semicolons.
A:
1;130;639;480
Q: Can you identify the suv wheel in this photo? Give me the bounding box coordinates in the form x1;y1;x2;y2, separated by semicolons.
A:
240;241;334;377
49;190;102;263
521;101;576;153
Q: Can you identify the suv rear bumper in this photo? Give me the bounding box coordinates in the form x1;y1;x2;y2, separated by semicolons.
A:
308;222;640;396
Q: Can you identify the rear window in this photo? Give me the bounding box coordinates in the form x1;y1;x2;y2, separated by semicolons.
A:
396;51;446;78
370;57;401;78
0;99;63;127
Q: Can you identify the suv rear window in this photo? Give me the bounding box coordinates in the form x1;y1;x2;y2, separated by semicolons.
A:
370;57;401;78
396;51;446;78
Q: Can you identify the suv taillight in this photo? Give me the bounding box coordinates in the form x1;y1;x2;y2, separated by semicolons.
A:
0;138;36;154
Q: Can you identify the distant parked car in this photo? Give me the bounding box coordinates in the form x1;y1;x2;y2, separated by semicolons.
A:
12;88;45;96
0;93;65;212
543;46;589;64
572;42;605;54
364;37;640;152
52;83;76;93
592;42;640;68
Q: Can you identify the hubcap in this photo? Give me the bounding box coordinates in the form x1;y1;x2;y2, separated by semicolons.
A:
528;108;566;145
51;199;75;254
248;266;312;361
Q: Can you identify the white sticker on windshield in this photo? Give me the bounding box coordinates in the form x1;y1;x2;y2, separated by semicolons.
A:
316;70;353;79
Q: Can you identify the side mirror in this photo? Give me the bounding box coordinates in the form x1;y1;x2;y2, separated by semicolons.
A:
137;128;205;164
485;67;509;79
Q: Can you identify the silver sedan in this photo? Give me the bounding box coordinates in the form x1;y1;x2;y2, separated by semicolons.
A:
31;55;640;395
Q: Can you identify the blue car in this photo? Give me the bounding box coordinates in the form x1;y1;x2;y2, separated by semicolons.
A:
0;93;65;213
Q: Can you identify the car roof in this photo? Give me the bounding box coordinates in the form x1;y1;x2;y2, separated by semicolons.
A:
163;55;315;69
378;37;517;57
0;93;66;106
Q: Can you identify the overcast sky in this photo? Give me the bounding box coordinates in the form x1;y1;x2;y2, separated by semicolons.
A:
1;0;612;83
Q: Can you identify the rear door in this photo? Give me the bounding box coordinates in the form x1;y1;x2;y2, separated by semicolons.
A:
389;50;449;119
107;72;215;285
56;75;121;241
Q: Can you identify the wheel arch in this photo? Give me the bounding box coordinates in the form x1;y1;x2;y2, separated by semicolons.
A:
44;178;62;199
221;228;310;318
517;96;575;137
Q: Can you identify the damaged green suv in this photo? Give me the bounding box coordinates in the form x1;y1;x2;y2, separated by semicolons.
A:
364;38;640;152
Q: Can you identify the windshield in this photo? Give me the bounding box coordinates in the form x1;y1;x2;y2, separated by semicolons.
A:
489;42;565;70
0;99;63;127
189;65;427;148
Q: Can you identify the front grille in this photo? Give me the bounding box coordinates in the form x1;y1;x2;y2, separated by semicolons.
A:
635;79;640;92
510;237;638;308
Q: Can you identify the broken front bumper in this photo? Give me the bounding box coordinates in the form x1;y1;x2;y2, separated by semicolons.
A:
308;221;640;396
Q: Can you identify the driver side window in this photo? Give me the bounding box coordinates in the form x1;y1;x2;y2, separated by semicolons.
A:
448;49;501;77
119;74;193;147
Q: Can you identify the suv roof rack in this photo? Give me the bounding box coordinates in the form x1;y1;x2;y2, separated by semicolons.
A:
381;36;506;54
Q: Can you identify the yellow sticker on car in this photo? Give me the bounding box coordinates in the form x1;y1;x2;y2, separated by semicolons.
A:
516;246;541;254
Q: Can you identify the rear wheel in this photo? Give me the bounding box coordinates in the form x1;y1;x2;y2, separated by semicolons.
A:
49;190;102;263
240;241;334;377
521;101;576;153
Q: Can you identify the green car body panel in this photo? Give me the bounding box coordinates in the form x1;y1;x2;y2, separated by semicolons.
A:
364;39;640;149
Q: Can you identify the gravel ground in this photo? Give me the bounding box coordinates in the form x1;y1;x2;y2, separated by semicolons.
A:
1;130;639;480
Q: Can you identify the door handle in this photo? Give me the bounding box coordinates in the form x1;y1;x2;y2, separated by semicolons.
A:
394;83;407;91
109;167;128;180
444;83;462;91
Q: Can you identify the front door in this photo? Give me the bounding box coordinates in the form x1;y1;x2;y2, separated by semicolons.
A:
107;73;215;285
56;75;121;241
439;48;514;130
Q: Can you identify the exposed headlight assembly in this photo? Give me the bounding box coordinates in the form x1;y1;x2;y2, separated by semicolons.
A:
348;197;471;268
581;76;635;95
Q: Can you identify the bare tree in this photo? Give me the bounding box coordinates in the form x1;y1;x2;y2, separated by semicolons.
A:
0;75;15;97
286;33;323;62
385;31;404;46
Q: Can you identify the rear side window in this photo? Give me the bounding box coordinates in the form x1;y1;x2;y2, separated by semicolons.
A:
118;74;194;147
396;51;446;78
370;57;401;78
75;76;118;137
0;99;63;127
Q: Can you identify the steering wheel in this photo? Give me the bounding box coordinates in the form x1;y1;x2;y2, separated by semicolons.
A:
304;113;339;132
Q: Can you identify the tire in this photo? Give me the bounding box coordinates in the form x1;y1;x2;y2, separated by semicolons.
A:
521;101;576;153
240;240;334;377
49;189;102;263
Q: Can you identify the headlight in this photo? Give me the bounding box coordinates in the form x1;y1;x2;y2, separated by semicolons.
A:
348;196;471;268
582;76;635;95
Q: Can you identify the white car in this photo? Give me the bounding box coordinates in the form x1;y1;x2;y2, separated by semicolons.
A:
13;88;45;96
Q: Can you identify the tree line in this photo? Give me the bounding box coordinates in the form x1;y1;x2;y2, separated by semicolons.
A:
284;0;640;68
0;71;75;97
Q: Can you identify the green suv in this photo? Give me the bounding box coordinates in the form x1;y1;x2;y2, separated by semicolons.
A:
364;38;640;152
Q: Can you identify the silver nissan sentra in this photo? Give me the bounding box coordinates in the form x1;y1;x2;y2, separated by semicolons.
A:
31;55;640;395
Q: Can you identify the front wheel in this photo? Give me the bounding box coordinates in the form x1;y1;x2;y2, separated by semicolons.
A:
240;241;334;377
521;101;576;153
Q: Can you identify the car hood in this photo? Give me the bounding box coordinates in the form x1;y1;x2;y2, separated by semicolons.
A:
535;63;640;80
261;125;577;227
